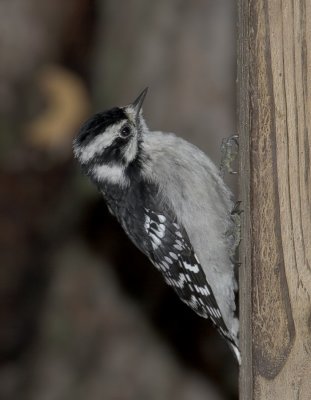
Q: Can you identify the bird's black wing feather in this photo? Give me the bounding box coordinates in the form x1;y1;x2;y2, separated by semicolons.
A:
143;206;235;344
118;182;236;346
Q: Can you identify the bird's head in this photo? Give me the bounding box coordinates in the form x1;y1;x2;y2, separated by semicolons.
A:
73;88;149;187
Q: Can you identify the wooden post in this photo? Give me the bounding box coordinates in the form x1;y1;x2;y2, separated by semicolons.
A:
238;0;311;399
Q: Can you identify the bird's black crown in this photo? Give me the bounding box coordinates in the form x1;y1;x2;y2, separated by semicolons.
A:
76;107;127;146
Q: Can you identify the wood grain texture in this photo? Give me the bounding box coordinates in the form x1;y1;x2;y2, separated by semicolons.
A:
238;0;311;398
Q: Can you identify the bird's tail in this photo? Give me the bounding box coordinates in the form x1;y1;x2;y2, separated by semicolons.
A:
229;341;241;365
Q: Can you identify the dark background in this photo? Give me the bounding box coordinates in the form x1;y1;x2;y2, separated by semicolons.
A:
0;1;238;399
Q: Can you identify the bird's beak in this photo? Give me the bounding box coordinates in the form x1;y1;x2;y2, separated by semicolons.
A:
132;87;148;117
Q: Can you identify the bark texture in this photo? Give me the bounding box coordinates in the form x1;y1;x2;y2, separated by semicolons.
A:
238;0;311;398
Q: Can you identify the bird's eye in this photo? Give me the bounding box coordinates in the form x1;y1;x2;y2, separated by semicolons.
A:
120;125;131;138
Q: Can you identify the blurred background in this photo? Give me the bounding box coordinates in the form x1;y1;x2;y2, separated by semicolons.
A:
0;1;238;399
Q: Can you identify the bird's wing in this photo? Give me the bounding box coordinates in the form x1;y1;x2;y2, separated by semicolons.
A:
141;204;236;347
113;182;239;360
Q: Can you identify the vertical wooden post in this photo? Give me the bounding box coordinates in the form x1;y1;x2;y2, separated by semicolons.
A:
238;0;311;399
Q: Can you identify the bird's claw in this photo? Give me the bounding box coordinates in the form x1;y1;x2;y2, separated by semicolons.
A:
220;134;239;177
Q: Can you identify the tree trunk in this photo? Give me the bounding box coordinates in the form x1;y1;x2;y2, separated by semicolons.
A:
238;0;311;399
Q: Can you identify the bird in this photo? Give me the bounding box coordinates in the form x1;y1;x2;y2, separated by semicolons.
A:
73;88;240;363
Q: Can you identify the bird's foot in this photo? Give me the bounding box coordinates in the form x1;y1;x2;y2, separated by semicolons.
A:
219;134;239;177
226;201;243;260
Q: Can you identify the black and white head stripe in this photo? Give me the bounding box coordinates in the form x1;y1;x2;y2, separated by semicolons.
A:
73;106;144;188
143;207;238;351
75;108;127;146
73;109;128;163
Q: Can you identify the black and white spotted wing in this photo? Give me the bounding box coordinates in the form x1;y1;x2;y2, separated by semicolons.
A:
142;206;235;346
108;181;236;348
